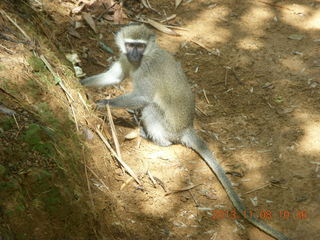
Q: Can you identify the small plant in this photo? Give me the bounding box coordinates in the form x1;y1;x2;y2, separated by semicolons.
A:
22;123;55;157
0;117;15;131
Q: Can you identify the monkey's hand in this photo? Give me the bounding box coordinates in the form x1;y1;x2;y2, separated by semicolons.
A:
96;99;110;110
96;94;149;110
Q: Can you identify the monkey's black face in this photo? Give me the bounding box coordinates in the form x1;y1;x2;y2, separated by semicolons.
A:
125;42;146;63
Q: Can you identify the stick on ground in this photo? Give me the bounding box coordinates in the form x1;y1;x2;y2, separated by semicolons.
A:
95;128;141;185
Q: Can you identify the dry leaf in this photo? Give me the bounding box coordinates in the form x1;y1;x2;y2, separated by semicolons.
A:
175;0;183;9
103;15;114;21
82;12;98;33
124;130;139;140
113;4;127;24
160;14;177;23
68;28;81;39
146;18;180;36
72;3;86;14
141;0;149;9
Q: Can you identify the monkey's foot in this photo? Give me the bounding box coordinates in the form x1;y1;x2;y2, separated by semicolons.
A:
140;127;148;139
140;127;172;147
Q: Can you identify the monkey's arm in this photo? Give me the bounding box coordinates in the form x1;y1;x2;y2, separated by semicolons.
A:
97;93;149;110
80;56;130;87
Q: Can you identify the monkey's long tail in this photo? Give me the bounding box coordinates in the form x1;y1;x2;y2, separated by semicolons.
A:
181;129;291;240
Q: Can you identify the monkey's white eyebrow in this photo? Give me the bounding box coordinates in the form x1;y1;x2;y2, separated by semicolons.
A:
124;39;147;44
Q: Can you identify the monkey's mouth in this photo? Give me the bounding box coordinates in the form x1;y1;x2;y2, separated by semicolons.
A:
126;52;143;63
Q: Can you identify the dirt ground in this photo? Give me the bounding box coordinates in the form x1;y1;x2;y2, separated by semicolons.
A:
1;0;320;240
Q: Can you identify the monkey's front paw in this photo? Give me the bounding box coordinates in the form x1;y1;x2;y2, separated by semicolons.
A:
96;99;110;110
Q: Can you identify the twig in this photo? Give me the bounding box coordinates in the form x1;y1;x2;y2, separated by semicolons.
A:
141;0;161;15
154;176;167;192
166;25;189;31
0;10;32;42
203;89;210;104
0;44;15;54
190;39;212;52
106;105;123;165
95;128;141;185
310;161;320;165
12;114;20;130
244;183;271;194
86;165;110;192
97;2;116;20
188;190;200;207
39;55;74;102
258;1;292;11
165;184;202;196
230;67;242;84
40;55;78;131
271;183;288;189
1;87;39;117
161;12;176;24
147;170;157;188
196;106;207;116
83;147;96;214
224;66;230;87
120;177;134;190
66;94;79;132
78;92;90;111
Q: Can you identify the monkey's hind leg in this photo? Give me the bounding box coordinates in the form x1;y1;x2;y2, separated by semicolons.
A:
141;105;172;147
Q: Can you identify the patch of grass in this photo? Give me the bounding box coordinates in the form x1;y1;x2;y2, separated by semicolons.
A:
22;123;55;157
0;77;18;95
28;55;46;73
0;164;6;177
0;117;15;131
26;78;42;96
0;64;6;71
36;103;60;129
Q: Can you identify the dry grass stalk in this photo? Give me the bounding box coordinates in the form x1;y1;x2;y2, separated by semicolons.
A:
165;184;202;196
224;66;229;87
0;10;32;41
66;94;79;132
78;92;90;111
39;55;74;101
196;106;207;116
106;105;123;164
40;55;79;131
244;183;271;195
120;177;134;190
203;89;210;104
83;147;96;214
12;114;20;130
86;164;110;192
95;128;141;185
147;170;157;188
0;43;15;54
160;14;177;23
190;39;212;52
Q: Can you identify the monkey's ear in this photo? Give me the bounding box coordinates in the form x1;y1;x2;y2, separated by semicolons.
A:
115;31;126;54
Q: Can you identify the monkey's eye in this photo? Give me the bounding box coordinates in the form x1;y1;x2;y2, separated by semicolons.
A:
125;43;135;49
125;42;146;51
136;43;146;51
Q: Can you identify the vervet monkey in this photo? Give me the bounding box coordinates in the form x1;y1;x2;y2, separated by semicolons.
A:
81;24;290;240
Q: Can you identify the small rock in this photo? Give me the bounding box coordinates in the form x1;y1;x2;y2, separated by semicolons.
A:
124;130;139;140
250;196;258;207
296;196;308;202
82;127;94;141
288;34;304;40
